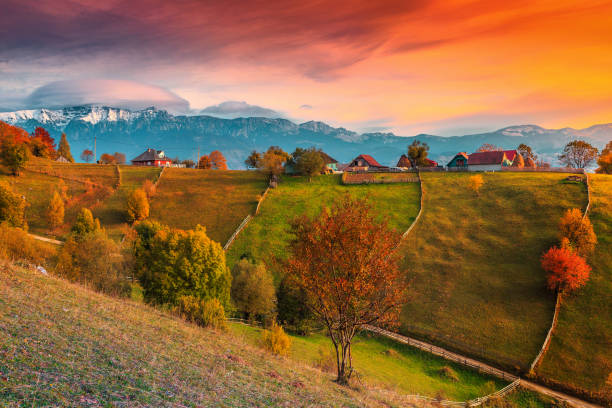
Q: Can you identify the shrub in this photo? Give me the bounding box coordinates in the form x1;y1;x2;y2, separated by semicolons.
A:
0;181;27;228
0;142;29;176
0;223;56;265
46;191;64;228
558;208;597;257
541;246;591;294
71;208;100;239
231;259;276;321
55;231;130;297
126;188;149;222
142;179;157;198
277;274;316;334
315;345;336;373
133;221;231;307
438;366;459;382
468;174;484;195
175;295;227;330
261;321;291;356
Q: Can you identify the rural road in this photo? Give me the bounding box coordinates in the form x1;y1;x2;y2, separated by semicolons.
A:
363;325;602;408
28;233;63;246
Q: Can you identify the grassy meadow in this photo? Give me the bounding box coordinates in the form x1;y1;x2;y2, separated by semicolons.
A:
149;168;267;245
537;174;612;400
399;172;588;372
92;165;161;240
26;157;119;188
226;174;421;276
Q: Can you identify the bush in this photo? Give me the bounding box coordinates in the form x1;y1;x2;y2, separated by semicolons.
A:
71;208;100;239
231;259;276;321
0;181;27;228
142;179;157;198
558;208;597;257
46;191;64;228
261;321;291;356
175;295;227;330
0;223;56;265
133;221;231;307
126;188;149;222
55;231;130;297
469;174;484;195
277;274;316;334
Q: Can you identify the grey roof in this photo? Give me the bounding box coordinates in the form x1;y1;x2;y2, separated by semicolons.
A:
131;148;168;162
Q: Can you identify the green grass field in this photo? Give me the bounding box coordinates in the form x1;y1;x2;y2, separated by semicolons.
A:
537;174;612;400
93;166;161;240
0;263;555;407
26;157;119;188
149;168;267;245
399;172;588;372
226;174;421;275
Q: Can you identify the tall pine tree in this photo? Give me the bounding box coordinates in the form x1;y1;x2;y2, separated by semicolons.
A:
57;133;74;162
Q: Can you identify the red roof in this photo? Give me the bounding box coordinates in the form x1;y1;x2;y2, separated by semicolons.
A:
353;154;384;168
468;151;508;165
503;150;517;162
424;158;438;167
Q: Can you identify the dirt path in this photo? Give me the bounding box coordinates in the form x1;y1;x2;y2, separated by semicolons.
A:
364;325;602;408
28;233;63;246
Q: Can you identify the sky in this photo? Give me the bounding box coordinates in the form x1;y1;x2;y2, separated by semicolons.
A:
1;0;612;136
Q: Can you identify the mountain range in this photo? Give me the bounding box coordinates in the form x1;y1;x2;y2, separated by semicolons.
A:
1;105;610;168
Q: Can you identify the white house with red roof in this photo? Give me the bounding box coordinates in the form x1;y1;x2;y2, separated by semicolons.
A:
131;148;173;167
467;150;517;171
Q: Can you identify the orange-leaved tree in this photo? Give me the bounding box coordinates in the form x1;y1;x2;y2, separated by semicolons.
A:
541;246;590;295
558;208;597;257
198;155;212;169
286;195;407;385
209;150;228;170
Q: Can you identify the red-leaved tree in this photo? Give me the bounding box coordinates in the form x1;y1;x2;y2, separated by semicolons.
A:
287;195;407;384
541;246;591;295
31;127;56;155
209;150;228;170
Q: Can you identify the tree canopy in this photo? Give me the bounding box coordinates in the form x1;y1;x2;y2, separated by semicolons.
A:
559;140;598;168
407;140;430;167
57;133;75;162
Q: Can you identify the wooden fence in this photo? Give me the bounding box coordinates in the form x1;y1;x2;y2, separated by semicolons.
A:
399;170;424;241
223;215;251;251
342;172;419;184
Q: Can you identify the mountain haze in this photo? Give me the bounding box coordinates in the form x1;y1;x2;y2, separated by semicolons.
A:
1;106;610;168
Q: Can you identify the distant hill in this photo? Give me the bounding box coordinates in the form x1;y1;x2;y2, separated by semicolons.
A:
1;106;610;168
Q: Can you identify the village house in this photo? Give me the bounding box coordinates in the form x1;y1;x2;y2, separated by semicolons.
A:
446;152;468;168
467;150;517;171
346;154;386;171
320;151;339;173
131;148;173;167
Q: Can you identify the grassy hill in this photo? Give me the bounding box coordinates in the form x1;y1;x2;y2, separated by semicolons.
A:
0;263;554;407
226;174;421;275
149;168;267;245
398;172;588;372
92;165;162;240
537;174;612;399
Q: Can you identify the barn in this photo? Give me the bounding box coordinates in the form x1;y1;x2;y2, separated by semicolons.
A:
467;150;516;171
131;148;173;167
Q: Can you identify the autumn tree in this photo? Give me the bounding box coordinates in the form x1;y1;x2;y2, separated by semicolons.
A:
525;157;537;168
181;159;195;168
198;154;212;169
517;144;537;161
0;181;27;228
287;195;407;384
559;140;598;169
558;208;597;257
99;153;116;164
259;146;290;177
133;221;231;307
57;133;74;162
476;143;502;152
0;142;29;176
210;150;228;170
469;174;484;195
126;188;149;222
142;179;156;198
245;150;262;169
596;141;612;174
113;152;127;165
541;246;590;295
46;191;64;228
407;140;429;167
30;127;56;158
231;259;276;321
511;153;525;168
71;208;101;240
81;149;94;163
295;147;324;181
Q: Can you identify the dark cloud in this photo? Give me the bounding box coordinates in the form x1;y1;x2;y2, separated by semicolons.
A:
200;101;281;118
25;80;190;112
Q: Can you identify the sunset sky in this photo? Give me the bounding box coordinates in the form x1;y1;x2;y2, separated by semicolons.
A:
2;0;612;135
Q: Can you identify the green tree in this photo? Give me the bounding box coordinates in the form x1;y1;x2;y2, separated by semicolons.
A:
133;221;231;307
277;274;316;334
559;140;599;168
0;181;27;228
126;188;149;222
0;142;29;176
407;140;430;167
57;133;74;162
295;147;324;181
71;208;100;239
231;259;276;321
46;191;64;228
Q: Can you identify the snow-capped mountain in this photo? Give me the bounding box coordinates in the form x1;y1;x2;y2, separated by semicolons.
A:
0;105;609;168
